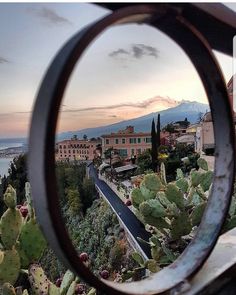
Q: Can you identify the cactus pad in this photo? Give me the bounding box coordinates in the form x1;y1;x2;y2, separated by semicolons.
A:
197;158;208;171
139;199;166;218
200;171;213;192
176;178;189;193
130;188;144;209
140;183;156;200
66;281;76;295
0;249;20;285
142;174;162;191
3;185;17;209
170;211;192;240
176;168;184;180
48;283;60;295
190;171;202;187
191;202;206;226
60;270;75;295
166;184;184;209
28;264;49;295
1;208;22;249
19;219;47;263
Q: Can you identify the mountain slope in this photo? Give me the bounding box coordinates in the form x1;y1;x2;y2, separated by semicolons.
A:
57;101;209;141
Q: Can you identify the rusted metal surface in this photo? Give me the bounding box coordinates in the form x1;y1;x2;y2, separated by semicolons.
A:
28;4;236;295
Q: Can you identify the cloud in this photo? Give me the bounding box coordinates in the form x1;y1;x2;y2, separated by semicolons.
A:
27;7;72;25
62;96;178;114
0;57;9;64
109;44;159;60
109;49;129;58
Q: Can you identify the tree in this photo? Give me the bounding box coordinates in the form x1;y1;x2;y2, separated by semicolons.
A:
163;123;175;133
151;119;157;172
7;154;28;204
136;150;152;173
83;134;88;141
67;189;83;216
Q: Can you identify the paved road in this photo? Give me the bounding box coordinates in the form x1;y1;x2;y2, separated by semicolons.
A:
89;164;151;259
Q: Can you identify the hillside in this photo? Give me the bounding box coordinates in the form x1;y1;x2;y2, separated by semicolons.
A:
57;101;209;141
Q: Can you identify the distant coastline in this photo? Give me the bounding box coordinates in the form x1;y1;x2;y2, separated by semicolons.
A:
0;138;27;176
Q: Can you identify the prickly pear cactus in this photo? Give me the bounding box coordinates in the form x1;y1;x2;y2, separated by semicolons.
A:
0;249;21;285
130;158;214;267
131;188;144;209
28;264;49;295
3;185;17;209
60;270;75;295
19;218;47;265
0;208;22;249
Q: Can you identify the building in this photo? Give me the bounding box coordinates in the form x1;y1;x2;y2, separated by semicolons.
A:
101;126;170;159
55;138;101;161
194;76;234;155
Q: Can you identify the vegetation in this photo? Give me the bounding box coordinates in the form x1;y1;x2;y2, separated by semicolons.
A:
130;157;236;273
0;155;28;214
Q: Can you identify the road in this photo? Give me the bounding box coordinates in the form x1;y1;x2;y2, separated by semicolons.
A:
89;164;151;259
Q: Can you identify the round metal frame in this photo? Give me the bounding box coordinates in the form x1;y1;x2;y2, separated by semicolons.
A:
28;4;235;295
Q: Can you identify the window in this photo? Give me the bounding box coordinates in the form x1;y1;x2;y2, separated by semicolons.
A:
73;150;75;154
145;137;151;143
122;138;126;144
119;149;128;157
115;138;119;144
137;138;141;143
68;150;71;153
63;145;66;149
129;138;137;144
106;139;109;145
59;145;62;149
131;148;135;155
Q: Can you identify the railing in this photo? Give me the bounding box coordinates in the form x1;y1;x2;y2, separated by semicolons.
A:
28;3;236;295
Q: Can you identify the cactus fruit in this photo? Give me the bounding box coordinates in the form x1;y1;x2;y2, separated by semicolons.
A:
197;158;208;171
130;188;144;209
28;264;49;295
139;199;166;218
0;249;21;285
60;270;75;295
2;283;16;295
0;208;22;249
19;219;47;264
165;184;184;209
3;185;17;209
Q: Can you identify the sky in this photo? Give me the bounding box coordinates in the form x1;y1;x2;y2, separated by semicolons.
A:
0;3;235;138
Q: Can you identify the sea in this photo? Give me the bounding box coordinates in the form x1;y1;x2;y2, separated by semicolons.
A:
0;138;27;177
